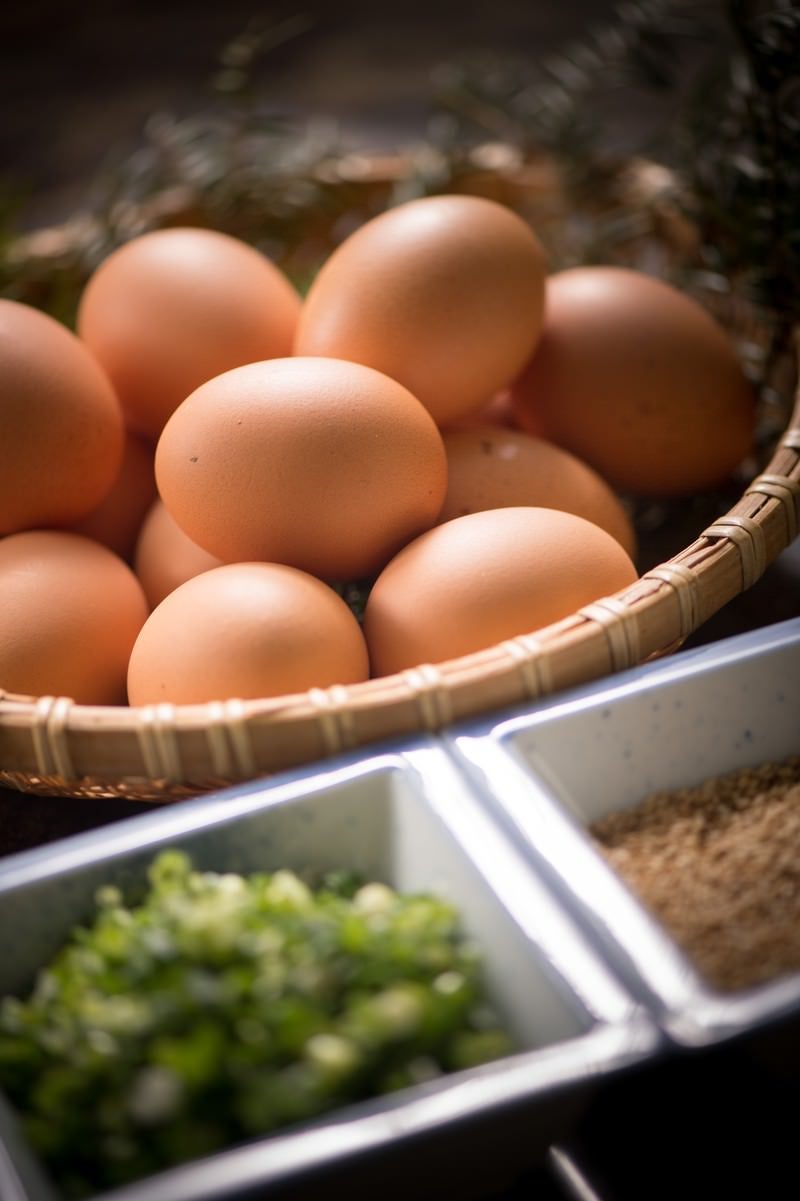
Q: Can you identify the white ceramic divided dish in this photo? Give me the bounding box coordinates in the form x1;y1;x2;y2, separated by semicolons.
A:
449;617;800;1048
0;739;657;1201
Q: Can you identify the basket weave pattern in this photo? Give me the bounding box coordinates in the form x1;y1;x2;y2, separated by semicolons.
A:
1;161;798;802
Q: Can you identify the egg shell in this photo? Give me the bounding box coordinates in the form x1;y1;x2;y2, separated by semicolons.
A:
509;266;756;497
0;300;125;536
134;498;222;610
127;562;369;706
362;506;638;677
77;227;302;440
155;357;448;581
69;430;157;561
439;426;637;558
294;194;547;428
0;530;148;704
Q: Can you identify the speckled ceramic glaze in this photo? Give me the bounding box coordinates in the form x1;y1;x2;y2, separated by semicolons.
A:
450;617;800;1047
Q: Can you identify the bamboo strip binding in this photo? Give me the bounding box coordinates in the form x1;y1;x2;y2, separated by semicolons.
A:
1;351;797;803
1;243;798;802
1;353;797;802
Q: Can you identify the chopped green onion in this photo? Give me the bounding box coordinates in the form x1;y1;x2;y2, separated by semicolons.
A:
0;851;513;1198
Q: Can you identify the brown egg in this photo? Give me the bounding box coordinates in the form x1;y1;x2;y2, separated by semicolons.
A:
155;357;447;581
69;430;157;561
77;227;301;439
439;427;636;558
0;530;148;704
295;194;547;427
134;498;222;610
127;562;369;705
363;506;638;677
510;266;756;497
0;299;124;536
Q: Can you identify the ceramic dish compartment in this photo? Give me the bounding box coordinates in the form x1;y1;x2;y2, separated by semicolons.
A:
0;739;657;1201
449;617;800;1049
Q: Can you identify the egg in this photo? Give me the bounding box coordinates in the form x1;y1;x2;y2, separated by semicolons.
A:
155;357;447;581
362;506;638;677
127;562;369;705
509;266;756;496
439;426;636;557
134;498;222;610
77;227;302;439
0;299;124;536
0;530;148;704
69;430;157;561
294;194;547;427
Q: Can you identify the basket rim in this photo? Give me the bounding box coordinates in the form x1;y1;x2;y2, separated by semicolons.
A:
2;252;799;801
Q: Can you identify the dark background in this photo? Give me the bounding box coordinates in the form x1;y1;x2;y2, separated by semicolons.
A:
4;0;664;229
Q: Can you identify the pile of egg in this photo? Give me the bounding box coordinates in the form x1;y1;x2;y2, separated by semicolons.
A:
0;195;755;706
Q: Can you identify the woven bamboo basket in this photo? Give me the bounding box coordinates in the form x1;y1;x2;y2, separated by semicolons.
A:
1;150;798;802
